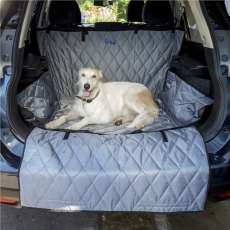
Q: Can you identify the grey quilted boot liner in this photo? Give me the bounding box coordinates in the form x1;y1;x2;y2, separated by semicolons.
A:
17;30;212;132
18;71;213;133
37;30;184;100
19;30;210;211
20;126;209;212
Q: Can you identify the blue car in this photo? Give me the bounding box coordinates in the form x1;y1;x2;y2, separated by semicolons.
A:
1;0;230;212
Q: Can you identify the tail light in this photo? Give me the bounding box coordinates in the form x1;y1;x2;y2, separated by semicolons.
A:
0;198;17;205
215;192;230;199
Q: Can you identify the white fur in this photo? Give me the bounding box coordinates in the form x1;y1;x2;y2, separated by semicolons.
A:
45;68;159;130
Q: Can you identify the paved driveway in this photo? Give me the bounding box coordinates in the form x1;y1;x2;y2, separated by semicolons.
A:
1;200;229;230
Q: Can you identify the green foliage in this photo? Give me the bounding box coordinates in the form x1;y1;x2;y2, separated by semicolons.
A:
78;0;130;23
114;0;129;22
79;0;94;12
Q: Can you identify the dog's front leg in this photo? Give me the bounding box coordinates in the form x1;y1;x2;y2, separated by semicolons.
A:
67;117;96;130
45;111;78;129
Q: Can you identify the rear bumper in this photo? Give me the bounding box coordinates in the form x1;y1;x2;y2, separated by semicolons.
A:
0;140;21;205
208;163;230;201
1;141;230;207
208;184;230;202
0;164;20;206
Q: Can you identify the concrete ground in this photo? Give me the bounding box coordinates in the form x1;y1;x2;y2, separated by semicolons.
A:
0;200;229;230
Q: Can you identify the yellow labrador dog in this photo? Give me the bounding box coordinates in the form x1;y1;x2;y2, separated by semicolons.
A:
45;67;159;130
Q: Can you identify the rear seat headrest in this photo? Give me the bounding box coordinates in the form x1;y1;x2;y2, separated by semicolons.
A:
127;0;144;22
49;1;81;27
143;0;174;26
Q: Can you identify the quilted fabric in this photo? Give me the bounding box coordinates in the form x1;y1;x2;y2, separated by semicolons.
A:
17;71;213;133
37;30;184;100
160;72;213;126
20;126;209;212
17;72;57;125
19;29;210;212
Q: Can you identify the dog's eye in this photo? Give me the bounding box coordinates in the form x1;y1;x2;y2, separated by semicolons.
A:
92;75;97;78
82;74;86;77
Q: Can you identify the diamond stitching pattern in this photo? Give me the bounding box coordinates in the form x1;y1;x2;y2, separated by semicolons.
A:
19;30;209;212
37;30;184;100
20;126;209;212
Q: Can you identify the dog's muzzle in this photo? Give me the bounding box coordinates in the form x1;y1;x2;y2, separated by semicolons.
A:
84;83;90;90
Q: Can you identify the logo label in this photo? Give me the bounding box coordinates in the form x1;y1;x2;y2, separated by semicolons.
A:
105;39;117;45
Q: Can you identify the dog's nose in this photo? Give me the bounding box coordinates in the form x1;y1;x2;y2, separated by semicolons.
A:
84;83;90;90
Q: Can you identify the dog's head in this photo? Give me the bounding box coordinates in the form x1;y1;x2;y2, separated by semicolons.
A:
77;67;103;98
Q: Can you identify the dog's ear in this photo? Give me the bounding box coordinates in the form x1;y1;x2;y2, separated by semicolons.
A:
98;70;103;79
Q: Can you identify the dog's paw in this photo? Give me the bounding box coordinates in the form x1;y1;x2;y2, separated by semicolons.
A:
135;124;144;130
44;121;57;129
66;124;80;130
113;119;123;126
127;124;135;129
127;123;144;130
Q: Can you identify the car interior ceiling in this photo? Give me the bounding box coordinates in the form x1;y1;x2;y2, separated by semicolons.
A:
16;0;213;134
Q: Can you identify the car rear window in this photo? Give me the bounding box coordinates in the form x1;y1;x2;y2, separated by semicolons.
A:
78;0;129;23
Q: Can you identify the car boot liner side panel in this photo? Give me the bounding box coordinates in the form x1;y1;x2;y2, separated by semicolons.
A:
20;126;209;212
